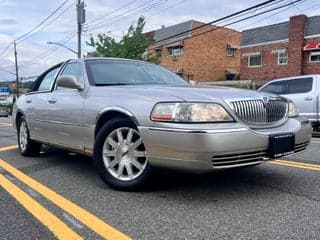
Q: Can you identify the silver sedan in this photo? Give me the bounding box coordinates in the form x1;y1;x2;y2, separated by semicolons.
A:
13;58;312;190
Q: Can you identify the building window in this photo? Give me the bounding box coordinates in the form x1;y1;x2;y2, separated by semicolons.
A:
310;50;320;63
168;46;183;57
248;53;262;67
155;49;161;58
227;47;236;57
278;50;288;65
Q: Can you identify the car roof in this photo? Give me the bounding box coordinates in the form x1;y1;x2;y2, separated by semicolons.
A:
67;57;148;64
267;74;320;83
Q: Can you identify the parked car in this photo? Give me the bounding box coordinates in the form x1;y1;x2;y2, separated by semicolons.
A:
0;107;8;117
13;58;312;190
259;75;320;131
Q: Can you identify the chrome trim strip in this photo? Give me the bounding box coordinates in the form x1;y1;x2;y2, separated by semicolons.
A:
35;119;86;127
96;106;139;126
212;160;264;169
145;127;248;134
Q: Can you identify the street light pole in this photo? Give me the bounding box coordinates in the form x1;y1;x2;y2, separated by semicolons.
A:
47;41;78;55
13;41;19;98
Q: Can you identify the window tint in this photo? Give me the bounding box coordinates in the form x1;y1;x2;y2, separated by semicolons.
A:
38;67;59;91
85;60;187;86
288;78;313;94
310;50;320;62
261;81;287;94
168;46;183;56
248;54;261;67
278;51;288;65
61;62;82;83
227;48;235;57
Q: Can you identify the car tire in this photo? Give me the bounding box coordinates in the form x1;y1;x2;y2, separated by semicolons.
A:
18;116;42;156
94;117;152;191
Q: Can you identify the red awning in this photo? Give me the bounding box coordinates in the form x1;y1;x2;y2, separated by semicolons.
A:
303;42;320;51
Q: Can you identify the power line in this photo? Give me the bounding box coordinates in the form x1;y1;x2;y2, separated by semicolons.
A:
87;0;167;32
150;0;303;48
0;42;13;59
18;0;75;45
16;0;70;43
151;0;285;45
86;0;139;25
29;32;77;65
155;0;302;45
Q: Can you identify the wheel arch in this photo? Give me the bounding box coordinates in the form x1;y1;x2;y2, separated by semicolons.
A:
94;107;139;138
15;110;25;130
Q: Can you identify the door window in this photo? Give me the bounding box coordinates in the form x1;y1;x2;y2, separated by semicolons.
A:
287;78;313;94
37;67;59;92
260;81;287;94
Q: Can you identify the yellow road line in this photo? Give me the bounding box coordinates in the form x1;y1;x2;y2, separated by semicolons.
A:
0;122;12;127
272;159;320;171
0;174;82;240
0;145;18;152
0;159;132;240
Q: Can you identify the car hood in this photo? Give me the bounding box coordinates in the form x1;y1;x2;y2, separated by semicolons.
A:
93;85;277;103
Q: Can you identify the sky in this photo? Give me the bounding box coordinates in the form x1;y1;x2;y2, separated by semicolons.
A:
0;0;319;81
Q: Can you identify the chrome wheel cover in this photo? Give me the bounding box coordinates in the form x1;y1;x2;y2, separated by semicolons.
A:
102;127;148;181
19;121;28;152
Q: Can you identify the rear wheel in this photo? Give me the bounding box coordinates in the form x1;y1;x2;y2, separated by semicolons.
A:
94;117;152;190
18;117;42;156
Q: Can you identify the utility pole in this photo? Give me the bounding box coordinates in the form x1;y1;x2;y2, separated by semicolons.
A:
14;41;19;98
77;0;85;58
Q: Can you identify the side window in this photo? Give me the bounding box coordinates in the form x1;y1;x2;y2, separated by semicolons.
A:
260;81;287;95
57;62;83;90
37;67;59;92
288;78;313;94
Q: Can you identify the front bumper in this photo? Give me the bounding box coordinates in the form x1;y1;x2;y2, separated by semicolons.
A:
138;118;312;172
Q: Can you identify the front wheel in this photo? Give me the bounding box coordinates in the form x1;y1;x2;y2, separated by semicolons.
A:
18;117;42;156
94;118;152;190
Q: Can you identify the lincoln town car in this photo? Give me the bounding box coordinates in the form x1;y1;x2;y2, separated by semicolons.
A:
13;58;312;190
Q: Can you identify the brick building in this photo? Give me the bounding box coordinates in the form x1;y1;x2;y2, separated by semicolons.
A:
146;20;241;82
240;15;320;81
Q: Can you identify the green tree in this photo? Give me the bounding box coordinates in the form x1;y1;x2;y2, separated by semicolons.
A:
87;17;152;61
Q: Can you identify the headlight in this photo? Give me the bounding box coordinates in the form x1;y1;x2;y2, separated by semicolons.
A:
288;101;299;117
151;102;234;122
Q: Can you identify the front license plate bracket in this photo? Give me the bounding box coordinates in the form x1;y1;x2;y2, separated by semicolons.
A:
267;133;295;158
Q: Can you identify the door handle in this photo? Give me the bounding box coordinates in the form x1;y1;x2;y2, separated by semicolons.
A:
48;98;57;104
26;99;32;103
304;96;312;101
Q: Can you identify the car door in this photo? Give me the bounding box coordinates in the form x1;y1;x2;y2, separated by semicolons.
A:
45;61;86;151
24;65;61;142
282;77;315;121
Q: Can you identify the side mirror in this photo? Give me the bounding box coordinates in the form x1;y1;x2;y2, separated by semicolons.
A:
56;75;84;90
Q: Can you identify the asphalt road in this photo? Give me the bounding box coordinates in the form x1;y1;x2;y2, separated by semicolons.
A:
1;116;320;240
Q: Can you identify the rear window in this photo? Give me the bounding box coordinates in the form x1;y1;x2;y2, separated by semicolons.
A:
260;81;287;94
288;77;313;94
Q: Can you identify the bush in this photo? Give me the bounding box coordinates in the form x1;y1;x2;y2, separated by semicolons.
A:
216;76;226;81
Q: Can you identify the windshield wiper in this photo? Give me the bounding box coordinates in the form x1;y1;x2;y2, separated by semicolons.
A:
95;83;129;86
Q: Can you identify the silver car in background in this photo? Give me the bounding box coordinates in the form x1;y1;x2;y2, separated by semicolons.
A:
259;75;320;131
13;58;312;190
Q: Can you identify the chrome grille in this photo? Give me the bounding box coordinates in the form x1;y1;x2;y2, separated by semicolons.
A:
230;99;288;125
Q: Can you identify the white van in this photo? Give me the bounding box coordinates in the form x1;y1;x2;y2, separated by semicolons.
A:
259;75;320;131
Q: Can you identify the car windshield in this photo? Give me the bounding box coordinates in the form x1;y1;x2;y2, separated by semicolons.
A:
85;59;188;86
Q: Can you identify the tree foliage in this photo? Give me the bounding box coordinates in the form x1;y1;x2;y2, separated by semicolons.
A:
87;17;152;61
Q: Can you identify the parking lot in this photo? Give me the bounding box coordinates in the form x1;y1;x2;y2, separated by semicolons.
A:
1;116;320;240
